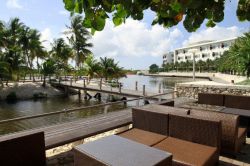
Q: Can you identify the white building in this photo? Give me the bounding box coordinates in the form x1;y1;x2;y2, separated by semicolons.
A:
163;38;236;64
163;52;174;64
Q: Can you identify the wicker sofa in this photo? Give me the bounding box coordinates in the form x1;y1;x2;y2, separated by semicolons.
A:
0;132;46;166
189;109;247;154
119;105;221;166
197;93;250;137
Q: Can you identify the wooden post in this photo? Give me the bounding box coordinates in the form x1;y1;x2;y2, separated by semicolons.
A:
83;79;86;88
158;95;162;102
78;90;81;101
172;91;175;99
136;99;140;107
104;105;108;114
119;83;121;93
59;77;61;84
158;83;161;93
70;78;72;86
135;81;138;91
143;85;146;96
99;79;102;90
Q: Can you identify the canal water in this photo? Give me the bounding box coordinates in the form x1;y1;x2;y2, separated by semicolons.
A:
0;75;205;135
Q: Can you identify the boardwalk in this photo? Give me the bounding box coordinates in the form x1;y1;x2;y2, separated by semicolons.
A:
0;109;132;150
53;80;173;99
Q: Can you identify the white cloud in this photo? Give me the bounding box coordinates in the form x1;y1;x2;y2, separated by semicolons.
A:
40;28;53;50
90;19;182;59
183;26;242;46
59;10;69;16
6;0;22;9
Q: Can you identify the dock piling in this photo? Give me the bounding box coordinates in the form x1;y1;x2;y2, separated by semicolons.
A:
143;85;146;96
158;83;161;93
135;81;138;91
119;83;122;93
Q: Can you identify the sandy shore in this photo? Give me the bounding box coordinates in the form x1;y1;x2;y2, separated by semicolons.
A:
0;82;64;100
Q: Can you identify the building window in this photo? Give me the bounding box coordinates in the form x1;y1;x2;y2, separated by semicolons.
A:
176;51;178;55
183;50;186;53
221;43;224;48
210;45;213;50
200;47;202;51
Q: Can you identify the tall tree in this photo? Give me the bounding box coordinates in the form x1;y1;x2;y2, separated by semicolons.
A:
66;16;93;68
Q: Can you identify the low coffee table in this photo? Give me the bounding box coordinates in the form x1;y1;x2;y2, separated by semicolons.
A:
74;135;172;166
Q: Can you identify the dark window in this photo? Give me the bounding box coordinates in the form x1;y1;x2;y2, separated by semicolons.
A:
212;52;215;57
183;50;186;53
210;45;213;50
221;43;224;48
200;47;202;51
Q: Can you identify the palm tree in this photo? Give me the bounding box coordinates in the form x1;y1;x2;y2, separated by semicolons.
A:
83;55;101;82
41;59;57;87
0;61;10;87
50;38;73;64
50;38;73;78
99;57;126;81
19;27;45;81
227;32;250;77
66;16;93;68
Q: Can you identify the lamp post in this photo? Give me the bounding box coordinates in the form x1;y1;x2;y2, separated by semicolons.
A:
188;48;198;81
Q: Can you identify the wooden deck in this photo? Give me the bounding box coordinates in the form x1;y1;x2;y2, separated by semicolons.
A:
52;81;171;99
0;109;132;150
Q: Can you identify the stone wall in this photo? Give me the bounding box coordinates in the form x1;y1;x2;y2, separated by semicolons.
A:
176;83;250;99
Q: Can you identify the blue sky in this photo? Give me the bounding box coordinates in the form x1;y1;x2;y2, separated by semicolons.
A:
0;0;249;70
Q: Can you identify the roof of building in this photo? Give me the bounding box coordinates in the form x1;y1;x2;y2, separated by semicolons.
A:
176;37;237;51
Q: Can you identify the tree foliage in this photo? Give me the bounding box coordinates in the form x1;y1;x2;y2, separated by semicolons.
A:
218;31;250;77
62;0;250;33
149;64;159;73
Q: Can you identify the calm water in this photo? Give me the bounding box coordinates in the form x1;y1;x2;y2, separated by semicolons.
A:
0;75;206;135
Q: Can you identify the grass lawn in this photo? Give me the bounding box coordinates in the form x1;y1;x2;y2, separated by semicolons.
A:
236;79;250;85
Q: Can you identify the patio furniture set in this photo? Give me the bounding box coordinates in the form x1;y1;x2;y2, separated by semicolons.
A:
0;93;249;166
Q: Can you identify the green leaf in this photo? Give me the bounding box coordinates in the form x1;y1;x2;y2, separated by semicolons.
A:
206;20;216;28
170;2;182;12
63;0;75;11
91;16;106;31
113;16;123;26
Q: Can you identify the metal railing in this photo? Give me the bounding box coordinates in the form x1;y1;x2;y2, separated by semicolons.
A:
0;91;176;125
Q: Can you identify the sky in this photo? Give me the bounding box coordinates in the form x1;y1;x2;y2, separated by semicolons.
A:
0;0;249;70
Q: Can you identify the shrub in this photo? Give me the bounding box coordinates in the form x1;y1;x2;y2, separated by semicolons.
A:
6;92;17;101
33;92;47;99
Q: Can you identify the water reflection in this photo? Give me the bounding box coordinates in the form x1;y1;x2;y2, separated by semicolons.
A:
0;75;206;135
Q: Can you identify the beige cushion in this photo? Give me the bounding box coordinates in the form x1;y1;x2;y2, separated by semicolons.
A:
119;128;167;146
154;137;219;166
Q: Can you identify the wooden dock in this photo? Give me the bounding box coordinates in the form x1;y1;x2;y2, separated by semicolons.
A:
52;81;173;99
0;109;132;150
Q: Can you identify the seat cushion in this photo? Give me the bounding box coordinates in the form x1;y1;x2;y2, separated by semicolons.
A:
154;137;219;166
119;128;167;146
238;127;247;138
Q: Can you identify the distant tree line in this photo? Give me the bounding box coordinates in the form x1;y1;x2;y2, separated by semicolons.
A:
0;16;126;87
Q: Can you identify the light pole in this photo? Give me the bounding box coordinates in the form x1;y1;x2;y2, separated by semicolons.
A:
188;48;198;81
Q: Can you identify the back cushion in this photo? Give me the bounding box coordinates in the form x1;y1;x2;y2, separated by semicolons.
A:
224;94;250;110
169;114;221;148
0;132;46;166
198;93;224;106
132;108;169;136
190;109;239;150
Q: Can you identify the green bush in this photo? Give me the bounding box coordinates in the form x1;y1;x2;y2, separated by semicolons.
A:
33;92;47;99
6;92;17;101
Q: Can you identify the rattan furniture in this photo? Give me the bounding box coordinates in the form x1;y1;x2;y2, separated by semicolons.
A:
74;135;172;166
119;105;221;166
0;132;46;166
189;109;247;154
